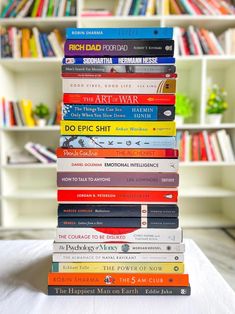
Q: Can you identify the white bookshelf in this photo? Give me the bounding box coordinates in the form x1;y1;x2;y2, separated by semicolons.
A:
0;0;235;228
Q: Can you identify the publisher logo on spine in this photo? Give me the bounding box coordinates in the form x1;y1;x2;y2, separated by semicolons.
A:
104;275;115;285
121;244;130;253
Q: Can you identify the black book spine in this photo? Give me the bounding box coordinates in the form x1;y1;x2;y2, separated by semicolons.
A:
48;285;191;296
64;40;175;57
58;204;179;218
57;217;179;228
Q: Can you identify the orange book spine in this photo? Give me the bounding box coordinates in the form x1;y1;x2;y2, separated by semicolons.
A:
48;273;189;286
56;148;179;159
21;28;31;58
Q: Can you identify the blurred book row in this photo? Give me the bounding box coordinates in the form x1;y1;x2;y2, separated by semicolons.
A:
167;0;235;15
7;142;56;164
177;130;235;162
1;27;64;58
1;0;76;18
0;98;61;127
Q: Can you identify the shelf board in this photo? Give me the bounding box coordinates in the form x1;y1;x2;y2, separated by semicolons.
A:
179;186;235;198
0;58;61;72
180;162;235;167
1;126;60;131
2;189;56;200
181;212;235;228
1;217;56;229
164;15;235;21
177;123;235;130
2;163;56;169
0;17;77;27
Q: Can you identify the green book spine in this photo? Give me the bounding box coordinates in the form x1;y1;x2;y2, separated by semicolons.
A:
47;0;54;16
133;0;142;15
31;0;40;17
65;0;71;16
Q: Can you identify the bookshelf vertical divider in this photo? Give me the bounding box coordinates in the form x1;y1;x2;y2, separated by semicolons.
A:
0;0;235;228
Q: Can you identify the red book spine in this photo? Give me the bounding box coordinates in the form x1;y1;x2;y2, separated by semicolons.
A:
63;94;175;105
61;73;178;79
9;101;16;126
37;0;45;17
199;132;208;161
57;189;178;203
56;148;179;159
188;0;202;14
192;133;199;161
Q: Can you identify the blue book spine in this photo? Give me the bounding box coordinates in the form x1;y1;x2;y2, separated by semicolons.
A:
58;204;179;218
60;136;176;149
62;56;175;65
62;105;175;121
39;33;48;57
140;0;148;15
57;217;179;228
42;33;54;56
66;27;173;40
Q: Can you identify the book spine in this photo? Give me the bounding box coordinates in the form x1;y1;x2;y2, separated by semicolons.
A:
57;172;179;188
58;189;177;204
56;226;182;242
60;121;176;137
52;261;184;273
63;93;176;105
48;285;190;295
57;217;179;229
58;203;179;218
62;72;177;79
59;136;176;149
62;78;176;94
64;40;174;57
52;251;183;262
61;64;176;74
49;272;188;287
57;158;178;172
66;27;173;40
62;104;175;121
53;241;184;253
56;148;179;158
63;57;176;65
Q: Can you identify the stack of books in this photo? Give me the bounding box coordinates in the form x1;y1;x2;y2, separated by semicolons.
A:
1;27;64;58
0;0;76;17
48;27;191;296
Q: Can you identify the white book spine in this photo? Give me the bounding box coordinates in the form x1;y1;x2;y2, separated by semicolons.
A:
57;158;179;172
115;0;125;16
122;0;133;15
225;133;235;162
53;242;185;253
24;142;48;163
56;227;183;243
48;32;63;57
42;0;49;17
17;0;34;17
52;252;184;263
58;0;66;16
216;130;229;162
34;144;57;161
62;78;175;94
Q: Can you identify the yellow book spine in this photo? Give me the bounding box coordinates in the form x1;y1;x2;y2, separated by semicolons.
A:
20;100;35;126
164;0;170;15
60;121;176;136
53;262;184;274
29;35;38;58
